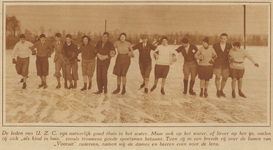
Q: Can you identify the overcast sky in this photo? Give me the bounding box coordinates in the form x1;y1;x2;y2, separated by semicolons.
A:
6;4;269;36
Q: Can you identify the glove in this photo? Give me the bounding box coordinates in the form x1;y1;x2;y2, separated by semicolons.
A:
255;63;259;67
32;50;36;55
12;58;16;64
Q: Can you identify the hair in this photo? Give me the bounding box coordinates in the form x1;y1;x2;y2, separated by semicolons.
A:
55;33;61;38
161;36;168;41
66;34;72;39
233;42;241;48
103;32;109;37
81;35;91;43
220;33;228;37
118;33;127;40
181;38;189;44
19;34;26;39
39;34;46;38
141;34;148;39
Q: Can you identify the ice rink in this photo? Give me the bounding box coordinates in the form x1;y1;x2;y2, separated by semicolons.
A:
4;45;269;124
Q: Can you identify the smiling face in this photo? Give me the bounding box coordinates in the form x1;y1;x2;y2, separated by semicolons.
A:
20;38;26;44
202;41;209;48
102;34;108;42
220;35;228;44
120;35;126;42
162;39;168;46
55;36;61;42
66;37;71;44
83;37;88;45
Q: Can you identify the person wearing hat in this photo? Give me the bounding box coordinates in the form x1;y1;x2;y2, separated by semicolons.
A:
62;34;79;89
112;33;134;95
195;37;217;98
78;35;97;91
150;36;177;95
132;34;157;93
12;34;34;89
30;34;54;89
229;42;259;98
175;38;199;95
51;33;67;89
213;33;232;98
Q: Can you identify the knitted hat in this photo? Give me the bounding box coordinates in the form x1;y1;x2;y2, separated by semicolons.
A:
202;37;209;44
182;38;189;44
19;34;26;39
40;34;46;38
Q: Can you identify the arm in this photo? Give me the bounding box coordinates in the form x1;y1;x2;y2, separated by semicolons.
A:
12;43;18;59
194;49;202;60
212;48;217;60
245;50;259;67
132;43;139;51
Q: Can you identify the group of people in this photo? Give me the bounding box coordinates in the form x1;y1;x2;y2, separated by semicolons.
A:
11;32;259;98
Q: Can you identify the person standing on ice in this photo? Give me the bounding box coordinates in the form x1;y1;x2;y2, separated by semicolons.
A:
94;32;116;94
78;35;97;91
12;34;34;89
195;37;217;98
112;33;134;95
62;34;79;89
229;42;259;98
132;34;157;93
51;33;66;89
213;33;232;98
30;34;54;89
175;38;198;95
150;36;177;95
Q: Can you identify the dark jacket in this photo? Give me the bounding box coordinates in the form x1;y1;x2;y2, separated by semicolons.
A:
176;44;198;63
213;42;232;69
95;40;115;66
78;43;97;60
132;42;157;64
62;42;78;64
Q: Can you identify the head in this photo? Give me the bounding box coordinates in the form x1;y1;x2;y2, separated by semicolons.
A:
81;35;91;45
141;34;148;43
39;34;46;43
66;34;72;44
220;33;228;44
119;33;126;42
102;32;109;42
19;34;26;44
202;37;209;48
55;33;61;41
233;42;241;50
161;36;168;46
181;38;189;48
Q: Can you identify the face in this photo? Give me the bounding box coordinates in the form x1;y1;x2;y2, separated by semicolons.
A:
20;38;26;44
120;35;126;42
55;36;61;42
234;46;240;51
202;41;209;47
83;37;88;45
162;39;168;46
40;37;46;43
182;43;188;48
66;37;71;44
102;34;109;42
142;37;148;43
220;35;228;43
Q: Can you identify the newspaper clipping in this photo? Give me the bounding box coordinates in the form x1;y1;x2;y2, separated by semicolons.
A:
1;0;272;149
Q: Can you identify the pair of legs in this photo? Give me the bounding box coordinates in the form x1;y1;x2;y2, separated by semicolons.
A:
200;79;210;98
38;76;48;89
150;78;166;95
96;64;109;94
112;76;127;94
150;64;170;95
139;63;152;93
65;62;78;89
230;69;246;98
112;60;130;95
183;62;198;95
214;68;229;98
16;56;29;89
81;59;95;91
54;58;67;89
36;56;49;89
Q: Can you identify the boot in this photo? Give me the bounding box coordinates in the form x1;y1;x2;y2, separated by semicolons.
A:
161;87;165;95
22;82;27;89
150;85;156;92
81;83;87;91
56;83;61;89
38;82;44;89
94;91;102;94
73;82;77;89
183;79;188;94
144;88;148;94
232;90;236;98
64;79;68;89
68;83;73;89
200;88;203;97
239;90;247;98
20;78;24;83
189;80;196;95
216;90;221;98
204;89;208;98
43;82;48;89
112;85;121;94
220;90;226;97
88;81;92;90
121;85;126;95
140;82;145;89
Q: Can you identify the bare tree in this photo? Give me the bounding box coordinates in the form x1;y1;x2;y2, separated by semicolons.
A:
6;15;21;36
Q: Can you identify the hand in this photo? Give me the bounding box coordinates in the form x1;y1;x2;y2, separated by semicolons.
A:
110;50;116;57
153;53;159;60
198;55;203;60
255;63;259;67
32;50;36;55
12;58;16;64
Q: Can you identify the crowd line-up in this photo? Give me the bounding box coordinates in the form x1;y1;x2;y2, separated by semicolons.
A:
12;32;259;98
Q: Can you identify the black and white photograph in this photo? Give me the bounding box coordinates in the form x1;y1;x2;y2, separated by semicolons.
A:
2;2;270;125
